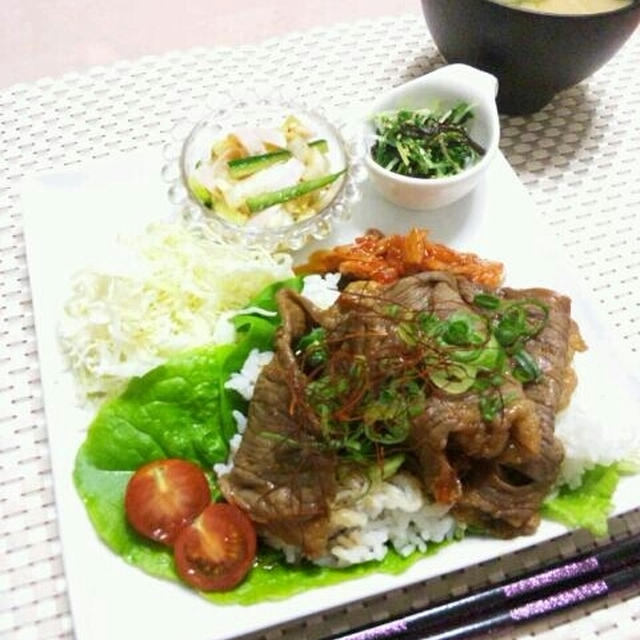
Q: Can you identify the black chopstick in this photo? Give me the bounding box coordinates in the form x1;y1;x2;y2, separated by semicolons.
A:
324;532;640;640
420;563;640;640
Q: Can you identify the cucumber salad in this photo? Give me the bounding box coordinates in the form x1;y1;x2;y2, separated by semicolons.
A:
188;115;345;229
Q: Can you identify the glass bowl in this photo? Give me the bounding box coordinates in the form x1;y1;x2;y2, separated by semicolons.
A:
162;91;366;252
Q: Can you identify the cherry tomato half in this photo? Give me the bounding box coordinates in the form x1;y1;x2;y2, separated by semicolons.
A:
124;459;211;546
174;502;257;591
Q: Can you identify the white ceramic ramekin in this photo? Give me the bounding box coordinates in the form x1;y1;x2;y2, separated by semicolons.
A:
364;64;500;210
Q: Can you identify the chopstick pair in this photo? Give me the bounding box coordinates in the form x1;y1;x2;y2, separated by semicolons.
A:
324;532;640;640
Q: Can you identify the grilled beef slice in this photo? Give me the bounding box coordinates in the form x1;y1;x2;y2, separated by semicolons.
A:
218;289;337;558
451;288;571;536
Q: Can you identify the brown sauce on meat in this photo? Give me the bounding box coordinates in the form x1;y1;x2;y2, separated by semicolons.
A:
220;272;581;553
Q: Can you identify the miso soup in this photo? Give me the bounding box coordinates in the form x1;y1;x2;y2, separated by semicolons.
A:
493;0;632;14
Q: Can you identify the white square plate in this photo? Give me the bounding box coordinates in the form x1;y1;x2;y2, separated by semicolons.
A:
21;147;640;640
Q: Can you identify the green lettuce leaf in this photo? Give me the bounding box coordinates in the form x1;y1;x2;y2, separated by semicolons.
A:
73;338;261;581
541;464;622;537
234;275;303;317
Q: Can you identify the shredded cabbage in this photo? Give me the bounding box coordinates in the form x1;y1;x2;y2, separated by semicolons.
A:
59;221;293;402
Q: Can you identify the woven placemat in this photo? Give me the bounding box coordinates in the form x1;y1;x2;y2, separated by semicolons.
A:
1;12;639;640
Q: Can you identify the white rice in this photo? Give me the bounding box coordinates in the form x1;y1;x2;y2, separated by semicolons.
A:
213;410;247;478
224;348;274;401
301;272;341;310
262;471;458;567
213;348;271;477
321;471;457;567
554;356;640;488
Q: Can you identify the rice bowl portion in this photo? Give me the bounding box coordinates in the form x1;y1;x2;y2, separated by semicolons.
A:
218;416;459;568
267;471;458;567
325;472;456;566
214;270;634;568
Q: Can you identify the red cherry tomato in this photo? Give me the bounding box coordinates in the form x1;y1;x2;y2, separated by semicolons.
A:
174;502;257;591
124;459;211;546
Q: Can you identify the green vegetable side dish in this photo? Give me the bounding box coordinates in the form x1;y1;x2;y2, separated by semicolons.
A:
370;103;485;179
73;276;626;605
187;115;345;228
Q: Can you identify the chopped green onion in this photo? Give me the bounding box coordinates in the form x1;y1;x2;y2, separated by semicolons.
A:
298;327;328;368
495;300;549;347
442;320;471;346
479;392;504;422
397;322;418;346
368;454;406;482
417;312;443;336
512;348;541;383
473;293;501;310
384;304;400;318
430;363;476;394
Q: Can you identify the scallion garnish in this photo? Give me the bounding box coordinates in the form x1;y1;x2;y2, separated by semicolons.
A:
293;289;550;459
512;348;542;383
298;327;329;368
479;392;504;422
493;300;549;347
473;293;501;310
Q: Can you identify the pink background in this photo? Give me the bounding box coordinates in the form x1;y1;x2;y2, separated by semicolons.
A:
0;0;418;88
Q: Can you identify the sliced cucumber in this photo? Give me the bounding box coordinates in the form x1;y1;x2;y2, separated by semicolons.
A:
227;139;329;179
187;175;248;223
246;169;346;213
309;138;329;153
211;195;247;225
228;149;291;179
187;176;212;208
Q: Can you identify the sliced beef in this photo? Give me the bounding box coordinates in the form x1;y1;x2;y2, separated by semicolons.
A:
335;272;474;384
450;288;572;536
452;416;563;536
409;372;545;524
218;289;337;558
338;276;573;538
501;288;573;411
375;276;570;537
375;271;460;315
